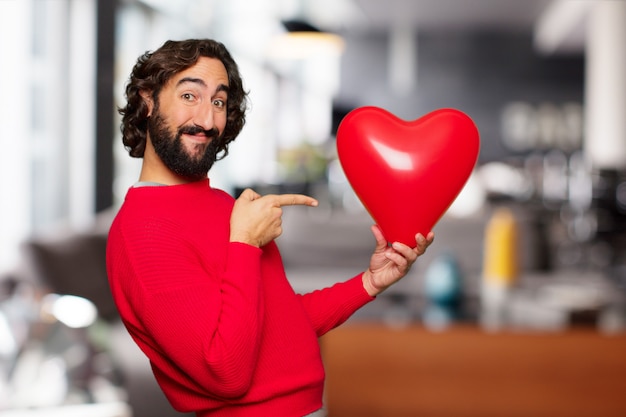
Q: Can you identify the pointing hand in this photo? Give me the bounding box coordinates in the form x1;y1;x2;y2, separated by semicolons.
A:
230;188;318;247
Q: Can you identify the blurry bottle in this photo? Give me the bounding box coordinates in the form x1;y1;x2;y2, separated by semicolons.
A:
480;207;519;331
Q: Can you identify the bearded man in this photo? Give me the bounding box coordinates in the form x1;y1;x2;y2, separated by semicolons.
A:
106;39;433;417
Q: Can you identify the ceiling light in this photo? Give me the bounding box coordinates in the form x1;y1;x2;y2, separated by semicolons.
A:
266;19;345;60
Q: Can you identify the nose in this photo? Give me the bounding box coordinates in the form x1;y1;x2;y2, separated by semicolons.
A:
193;103;215;131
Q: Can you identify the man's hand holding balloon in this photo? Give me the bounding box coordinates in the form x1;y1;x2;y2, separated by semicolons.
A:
362;225;435;297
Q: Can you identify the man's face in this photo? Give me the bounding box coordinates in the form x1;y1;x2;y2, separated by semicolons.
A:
145;57;229;180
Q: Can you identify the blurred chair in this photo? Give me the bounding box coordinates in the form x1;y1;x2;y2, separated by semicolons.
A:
12;212;191;417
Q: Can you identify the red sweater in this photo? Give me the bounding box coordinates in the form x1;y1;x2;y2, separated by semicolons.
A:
106;179;373;416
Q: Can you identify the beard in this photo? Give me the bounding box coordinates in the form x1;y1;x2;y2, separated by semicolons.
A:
147;110;221;181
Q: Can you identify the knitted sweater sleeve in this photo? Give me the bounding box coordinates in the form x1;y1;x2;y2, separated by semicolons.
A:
108;215;264;400
298;274;374;337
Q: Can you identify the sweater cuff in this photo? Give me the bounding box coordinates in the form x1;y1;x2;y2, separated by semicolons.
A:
225;242;262;278
348;272;377;304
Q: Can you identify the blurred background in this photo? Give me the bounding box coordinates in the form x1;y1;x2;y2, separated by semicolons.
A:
1;0;625;416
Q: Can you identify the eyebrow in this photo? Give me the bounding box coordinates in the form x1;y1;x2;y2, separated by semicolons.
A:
176;77;229;94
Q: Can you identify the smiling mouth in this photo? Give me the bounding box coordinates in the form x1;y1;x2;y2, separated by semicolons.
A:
183;132;210;143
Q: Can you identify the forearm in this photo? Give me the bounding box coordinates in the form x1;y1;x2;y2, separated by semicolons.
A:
298;274;374;337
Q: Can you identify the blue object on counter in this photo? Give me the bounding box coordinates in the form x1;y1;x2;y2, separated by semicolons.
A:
424;252;462;306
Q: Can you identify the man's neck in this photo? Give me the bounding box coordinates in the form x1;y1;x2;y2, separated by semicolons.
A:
138;165;188;185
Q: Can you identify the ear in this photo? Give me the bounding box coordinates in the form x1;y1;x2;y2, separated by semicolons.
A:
140;90;155;117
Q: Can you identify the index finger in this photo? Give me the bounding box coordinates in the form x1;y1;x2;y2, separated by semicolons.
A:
273;194;318;207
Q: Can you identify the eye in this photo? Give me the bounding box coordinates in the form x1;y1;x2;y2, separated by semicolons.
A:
181;92;196;102
213;99;226;109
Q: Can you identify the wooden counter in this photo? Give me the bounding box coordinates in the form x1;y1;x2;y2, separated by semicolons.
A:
320;324;626;417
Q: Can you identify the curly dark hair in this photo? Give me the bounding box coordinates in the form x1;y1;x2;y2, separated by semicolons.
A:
118;39;248;159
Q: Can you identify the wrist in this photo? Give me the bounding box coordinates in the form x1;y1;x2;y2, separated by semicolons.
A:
229;232;260;248
362;270;381;297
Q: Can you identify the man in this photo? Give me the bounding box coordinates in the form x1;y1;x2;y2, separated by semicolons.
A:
106;39;434;417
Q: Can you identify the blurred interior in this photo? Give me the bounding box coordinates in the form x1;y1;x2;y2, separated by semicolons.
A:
1;0;626;416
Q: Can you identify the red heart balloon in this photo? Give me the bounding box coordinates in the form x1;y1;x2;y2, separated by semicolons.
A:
336;107;480;246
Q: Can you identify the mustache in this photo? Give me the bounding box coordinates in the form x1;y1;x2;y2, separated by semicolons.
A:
178;125;220;139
